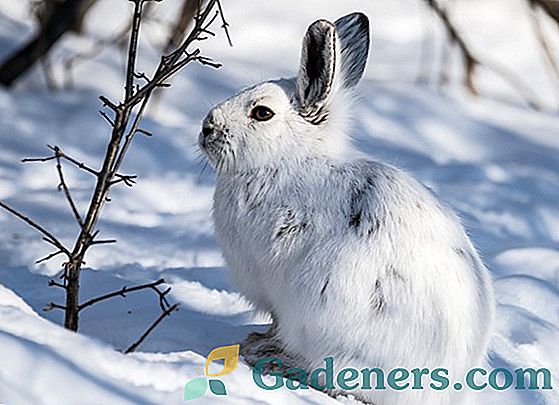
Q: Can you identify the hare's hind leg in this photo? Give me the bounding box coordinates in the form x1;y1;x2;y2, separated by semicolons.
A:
241;321;375;404
241;320;303;374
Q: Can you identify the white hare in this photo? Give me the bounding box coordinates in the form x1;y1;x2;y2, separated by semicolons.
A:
199;12;494;405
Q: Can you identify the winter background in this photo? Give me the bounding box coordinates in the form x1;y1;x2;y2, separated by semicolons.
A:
0;0;558;404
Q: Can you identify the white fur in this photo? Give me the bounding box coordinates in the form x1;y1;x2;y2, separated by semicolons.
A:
199;13;495;405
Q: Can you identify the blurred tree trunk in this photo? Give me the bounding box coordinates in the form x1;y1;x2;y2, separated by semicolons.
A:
532;0;559;24
423;0;479;94
165;0;206;52
0;0;98;87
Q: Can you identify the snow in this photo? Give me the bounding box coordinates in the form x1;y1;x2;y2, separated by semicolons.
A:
0;0;558;404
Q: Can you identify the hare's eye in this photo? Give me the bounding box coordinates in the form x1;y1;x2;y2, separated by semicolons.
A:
251;105;275;122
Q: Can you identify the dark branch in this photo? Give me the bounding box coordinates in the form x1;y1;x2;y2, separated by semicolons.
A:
216;0;233;47
21;155;56;163
197;56;222;69
44;302;67;311
0;0;100;87
48;279;67;289
23;145;137;186
99;110;116;126
37;250;65;264
136;128;152;137
125;0;145;100
424;0;479;94
99;95;119;112
90;238;117;245
531;0;559;26
124;303;179;353
109;174;137;187
0;201;70;257
424;0;542;109
78;278;167;312
48;145;100;176
54;149;84;227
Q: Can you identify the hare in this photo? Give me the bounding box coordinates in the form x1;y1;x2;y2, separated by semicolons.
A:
199;12;494;405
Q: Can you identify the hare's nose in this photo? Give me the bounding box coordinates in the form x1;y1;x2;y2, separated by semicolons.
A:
202;125;213;137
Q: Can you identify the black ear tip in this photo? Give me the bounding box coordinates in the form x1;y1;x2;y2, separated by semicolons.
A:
359;13;370;29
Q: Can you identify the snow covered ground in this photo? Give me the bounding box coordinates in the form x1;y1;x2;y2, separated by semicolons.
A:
0;0;558;404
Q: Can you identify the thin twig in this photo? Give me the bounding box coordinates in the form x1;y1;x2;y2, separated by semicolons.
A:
125;0;145;100
0;201;70;256
136;128;152;136
197;55;221;69
99;110;116;126
424;0;543;109
37;250;65;264
110;95;151;176
54;151;84;228
23;145;137;185
78;278;167;312
90;238;117;245
99;95;119;112
44;302;66;311
109;175;137;187
49;145;100;176
124;303;179;353
21;155;56;163
216;0;232;47
48;279;67;289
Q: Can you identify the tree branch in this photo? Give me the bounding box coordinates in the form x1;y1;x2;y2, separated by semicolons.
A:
0;201;70;257
0;0;100;87
44;302;67;311
125;0;145;100
424;0;543;109
77;278;168;312
37;250;65;264
0;0;229;333
124;303;179;353
424;0;479;94
531;0;559;26
54;149;84;228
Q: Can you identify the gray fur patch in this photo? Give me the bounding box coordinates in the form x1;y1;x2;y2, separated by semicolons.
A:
454;247;467;257
275;209;308;240
367;217;383;237
348;175;379;236
370;279;386;313
244;169;278;211
386;264;406;282
454;246;478;269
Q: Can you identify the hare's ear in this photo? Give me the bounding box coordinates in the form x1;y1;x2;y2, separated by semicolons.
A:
296;19;337;124
334;12;370;88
